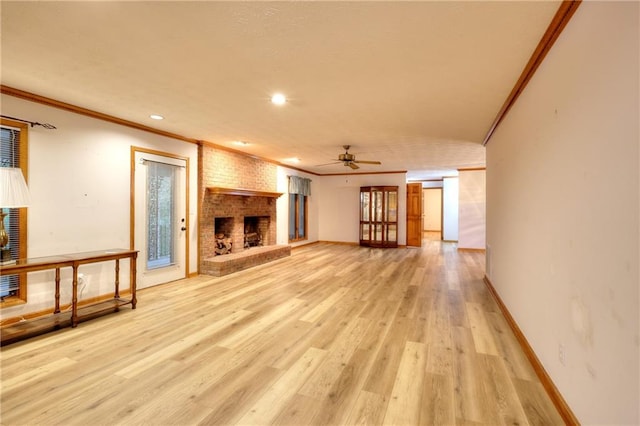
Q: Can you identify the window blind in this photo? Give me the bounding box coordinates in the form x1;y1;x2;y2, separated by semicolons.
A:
1;126;21;297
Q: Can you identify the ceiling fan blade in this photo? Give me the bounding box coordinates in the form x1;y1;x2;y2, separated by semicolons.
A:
349;162;359;170
354;160;382;165
315;161;341;166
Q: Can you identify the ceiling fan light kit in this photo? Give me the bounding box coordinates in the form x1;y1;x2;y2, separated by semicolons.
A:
318;145;382;170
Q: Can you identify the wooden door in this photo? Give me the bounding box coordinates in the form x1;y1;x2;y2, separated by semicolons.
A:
406;183;422;247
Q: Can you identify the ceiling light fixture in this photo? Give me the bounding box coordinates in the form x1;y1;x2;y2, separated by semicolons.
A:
271;93;287;105
149;114;164;120
233;141;250;146
285;157;301;163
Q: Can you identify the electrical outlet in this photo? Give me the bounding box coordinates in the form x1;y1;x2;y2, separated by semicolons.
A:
558;343;566;366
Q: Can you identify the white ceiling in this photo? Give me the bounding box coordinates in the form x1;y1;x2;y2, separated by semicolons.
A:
1;1;560;179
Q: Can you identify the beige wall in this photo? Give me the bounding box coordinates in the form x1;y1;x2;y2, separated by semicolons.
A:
486;2;639;423
315;173;407;245
458;169;485;249
442;177;459;241
423;188;442;231
0;94;199;317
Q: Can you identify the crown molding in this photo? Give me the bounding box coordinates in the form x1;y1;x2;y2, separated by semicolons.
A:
482;1;582;146
457;167;486;172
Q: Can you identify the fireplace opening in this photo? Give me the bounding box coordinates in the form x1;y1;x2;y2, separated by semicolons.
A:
214;217;234;255
244;216;269;249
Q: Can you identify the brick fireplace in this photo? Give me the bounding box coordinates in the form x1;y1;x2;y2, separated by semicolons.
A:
199;144;291;276
200;188;290;276
204;188;277;255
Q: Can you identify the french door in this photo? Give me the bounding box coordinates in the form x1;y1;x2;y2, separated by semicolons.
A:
133;149;187;289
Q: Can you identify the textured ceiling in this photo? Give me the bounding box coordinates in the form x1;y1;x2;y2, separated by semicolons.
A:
0;1;560;179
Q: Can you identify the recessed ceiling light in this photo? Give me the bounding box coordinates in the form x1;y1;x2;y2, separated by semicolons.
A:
285;157;301;163
150;114;164;120
233;140;250;146
271;93;287;105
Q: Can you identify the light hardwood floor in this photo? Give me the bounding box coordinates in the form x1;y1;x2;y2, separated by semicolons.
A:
0;241;564;425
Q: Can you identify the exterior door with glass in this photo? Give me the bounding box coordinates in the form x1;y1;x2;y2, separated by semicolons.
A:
133;150;187;289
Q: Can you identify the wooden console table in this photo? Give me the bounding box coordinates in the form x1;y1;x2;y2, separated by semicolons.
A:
1;249;138;345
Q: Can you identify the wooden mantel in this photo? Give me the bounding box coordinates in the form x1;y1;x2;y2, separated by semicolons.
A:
207;187;284;198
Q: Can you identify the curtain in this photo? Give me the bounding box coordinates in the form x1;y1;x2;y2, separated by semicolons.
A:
288;175;312;196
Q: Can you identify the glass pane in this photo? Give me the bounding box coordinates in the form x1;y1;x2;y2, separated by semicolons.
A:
297;195;305;238
288;193;296;240
361;191;370;221
361;223;370;241
374;191;383;222
373;224;383;241
387;191;397;222
146;162;175;269
388;224;397;242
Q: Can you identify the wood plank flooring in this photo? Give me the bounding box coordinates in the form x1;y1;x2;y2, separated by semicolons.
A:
0;240;564;425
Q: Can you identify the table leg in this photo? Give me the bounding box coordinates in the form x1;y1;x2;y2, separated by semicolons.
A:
71;265;78;327
54;268;61;314
114;258;120;299
131;252;137;309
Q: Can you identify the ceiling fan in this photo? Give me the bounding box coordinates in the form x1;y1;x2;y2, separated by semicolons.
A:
318;145;382;170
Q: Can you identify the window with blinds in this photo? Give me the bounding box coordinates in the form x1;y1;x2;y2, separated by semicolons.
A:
1;121;28;303
288;193;308;242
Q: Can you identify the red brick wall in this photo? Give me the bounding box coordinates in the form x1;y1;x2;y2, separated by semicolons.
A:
200;144;277;191
199;144;278;263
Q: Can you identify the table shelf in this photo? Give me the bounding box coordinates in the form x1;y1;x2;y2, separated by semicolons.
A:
1;298;132;346
1;249;138;346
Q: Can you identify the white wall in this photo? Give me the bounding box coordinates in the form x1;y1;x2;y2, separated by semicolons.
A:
277;170;407;246
423;188;442;231
458;169;485;249
421;180;443;189
315;173;407;245
486;2;639;424
442;177;459;241
1;95;199;317
276;166;319;247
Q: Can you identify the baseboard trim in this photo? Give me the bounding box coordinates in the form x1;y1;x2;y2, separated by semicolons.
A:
307;240;406;248
317;241;359;246
291;241;320;248
457;247;486;252
483;275;579;425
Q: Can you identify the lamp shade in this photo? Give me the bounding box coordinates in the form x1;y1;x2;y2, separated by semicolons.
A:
0;167;31;208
